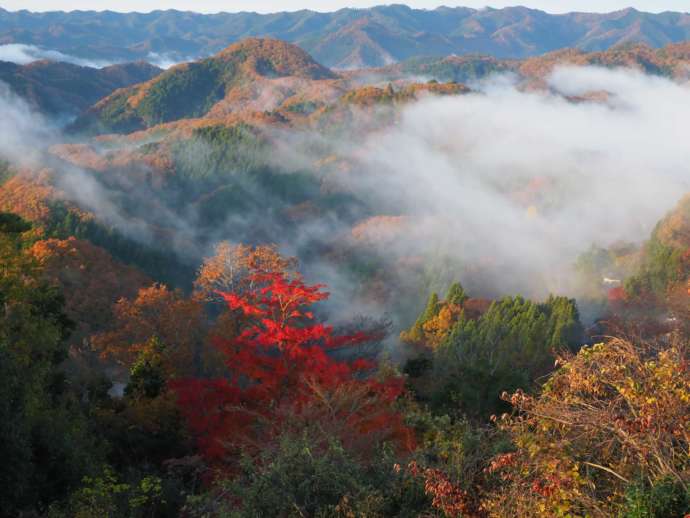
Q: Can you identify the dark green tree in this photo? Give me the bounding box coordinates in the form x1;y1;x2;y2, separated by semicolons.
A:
445;282;468;306
430;295;583;418
0;212;100;514
404;292;441;343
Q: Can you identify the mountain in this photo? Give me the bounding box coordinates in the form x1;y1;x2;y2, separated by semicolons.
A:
71;38;341;134
365;41;690;83
1;6;690;69
0;59;162;117
73;39;690;136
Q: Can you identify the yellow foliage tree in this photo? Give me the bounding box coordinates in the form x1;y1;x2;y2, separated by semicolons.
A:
483;336;689;517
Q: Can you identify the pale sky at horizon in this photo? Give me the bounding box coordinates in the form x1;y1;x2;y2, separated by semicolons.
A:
1;1;689;15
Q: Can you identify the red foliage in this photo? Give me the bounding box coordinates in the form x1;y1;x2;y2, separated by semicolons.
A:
607;286;626;304
407;461;475;517
171;272;411;465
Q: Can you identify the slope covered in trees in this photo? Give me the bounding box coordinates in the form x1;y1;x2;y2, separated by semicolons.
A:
0;59;162;117
2;217;686;517
0;213;101;515
66;40;690;141
618;194;690;311
30;237;151;341
360;42;690;85
71;39;340;134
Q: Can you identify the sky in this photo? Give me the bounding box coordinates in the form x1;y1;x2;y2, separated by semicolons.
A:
1;1;689;14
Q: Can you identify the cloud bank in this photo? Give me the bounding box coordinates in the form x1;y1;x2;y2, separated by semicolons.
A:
313;66;690;300
0;43;186;69
0;43;115;68
2;64;689;327
0;81;57;165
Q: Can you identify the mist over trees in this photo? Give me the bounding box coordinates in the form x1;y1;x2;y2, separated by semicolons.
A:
0;33;688;518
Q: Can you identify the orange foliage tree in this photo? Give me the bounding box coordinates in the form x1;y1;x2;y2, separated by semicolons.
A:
91;284;206;377
30;237;149;342
194;241;297;300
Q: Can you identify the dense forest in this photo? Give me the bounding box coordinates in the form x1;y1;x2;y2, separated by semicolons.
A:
0;35;688;518
1;208;688;517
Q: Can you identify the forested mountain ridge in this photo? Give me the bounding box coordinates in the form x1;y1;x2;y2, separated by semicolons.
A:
70;38;343;134
364;40;690;84
5;38;690;313
4;37;688;129
0;59;162;116
2;5;690;68
69;39;690;136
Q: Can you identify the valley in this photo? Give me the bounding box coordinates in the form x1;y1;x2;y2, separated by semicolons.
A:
0;7;688;517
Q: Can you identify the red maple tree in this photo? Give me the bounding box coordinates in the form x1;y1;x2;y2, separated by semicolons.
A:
171;272;413;465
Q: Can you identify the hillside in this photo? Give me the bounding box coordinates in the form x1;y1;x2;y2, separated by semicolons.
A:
363;41;690;83
622;194;690;303
71;39;690;136
30;237;151;342
71;38;341;134
0;59;162;117
1;6;690;68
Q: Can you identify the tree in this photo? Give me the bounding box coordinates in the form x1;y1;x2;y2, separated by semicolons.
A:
0;212;100;514
446;282;468;306
193;241;297;301
422;304;459;349
171;271;412;467
484;336;690;517
91;284;206;377
401;291;441;344
125;336;168;400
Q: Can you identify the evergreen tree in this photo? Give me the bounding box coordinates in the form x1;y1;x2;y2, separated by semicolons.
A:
446;282;468;306
430;295;583;417
404;292;441;343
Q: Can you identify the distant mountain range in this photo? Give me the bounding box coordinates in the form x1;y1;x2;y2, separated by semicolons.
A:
1;5;690;69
